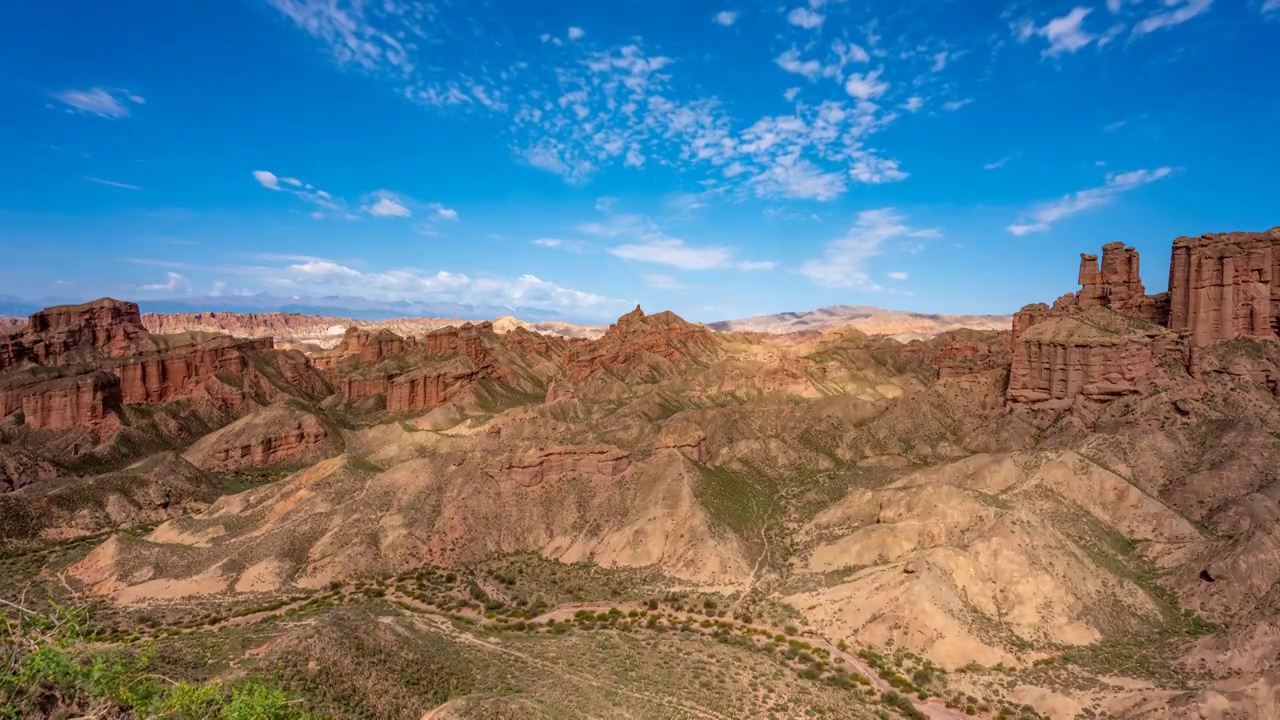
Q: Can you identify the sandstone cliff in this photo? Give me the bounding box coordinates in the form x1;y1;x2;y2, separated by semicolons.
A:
0;299;331;435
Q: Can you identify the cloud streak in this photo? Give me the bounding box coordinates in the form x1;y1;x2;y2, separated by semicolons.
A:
52;87;145;119
1007;167;1178;235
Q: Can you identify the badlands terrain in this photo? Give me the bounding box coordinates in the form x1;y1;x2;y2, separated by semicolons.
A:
4;229;1280;719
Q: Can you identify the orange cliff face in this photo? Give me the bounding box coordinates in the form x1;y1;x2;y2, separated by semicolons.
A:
0;299;330;433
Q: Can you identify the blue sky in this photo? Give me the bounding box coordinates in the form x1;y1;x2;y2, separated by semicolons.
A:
2;0;1278;323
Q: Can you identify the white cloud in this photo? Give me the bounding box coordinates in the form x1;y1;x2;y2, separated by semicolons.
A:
643;274;686;291
801;208;925;290
1041;7;1096;56
908;228;942;239
714;10;738;25
983;155;1016;170
82;176;142;191
844;68;888;100
281;177;303;187
365;195;412;218
583;205;765;270
135;255;626;318
1017;7;1097;56
942;98;973;111
139;272;190;292
783;86;801;101
252;170;281;190
748;156;847;201
52;87;144;119
567;26;585;40
737;260;777;271
432;205;459;221
610;238;733;270
267;2;905;203
1007;166;1178;235
850;154;908;184
901;96;924;112
1265;0;1280;13
1133;0;1213;35
533;238;587;252
786;7;825;29
930;52;950;72
887;271;908;281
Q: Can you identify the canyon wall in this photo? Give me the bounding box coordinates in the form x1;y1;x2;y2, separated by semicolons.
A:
0;299;328;432
1008;228;1280;410
1167;229;1280;345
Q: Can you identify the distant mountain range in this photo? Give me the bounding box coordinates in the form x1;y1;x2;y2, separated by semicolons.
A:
706;304;1010;338
0;294;1012;340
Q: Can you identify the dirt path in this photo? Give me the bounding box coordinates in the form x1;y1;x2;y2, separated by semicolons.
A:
389;592;972;720
399;605;736;720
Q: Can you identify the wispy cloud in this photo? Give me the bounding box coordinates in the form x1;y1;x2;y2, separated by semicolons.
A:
82;176;142;191
567;26;585;40
610;238;733;270
801;208;930;290
1265;0;1280;14
533;238;587;252
983;154;1018;170
786;7;824;29
713;10;738;26
887;271;908;281
263;0;965;203
583;205;771;270
1025;7;1098;57
52;87;145;119
139;272;190;292
1007;166;1179;235
643;274;686;291
1133;0;1213;35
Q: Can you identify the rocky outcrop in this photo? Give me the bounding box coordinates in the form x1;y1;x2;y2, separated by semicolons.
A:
0;299;146;370
182;404;337;472
1;446;58;492
566;306;720;381
654;423;708;463
484;445;631;488
1168;229;1280;345
1007;307;1178;406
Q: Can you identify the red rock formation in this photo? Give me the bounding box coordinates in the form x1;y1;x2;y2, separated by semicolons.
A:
113;337;274;405
566;306;720;380
484;446;632;488
1007;307;1177;406
1078;243;1145;308
386;370;479;413
0;299;145;370
0;298;330;433
1167;229;1280;345
18;373;121;431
